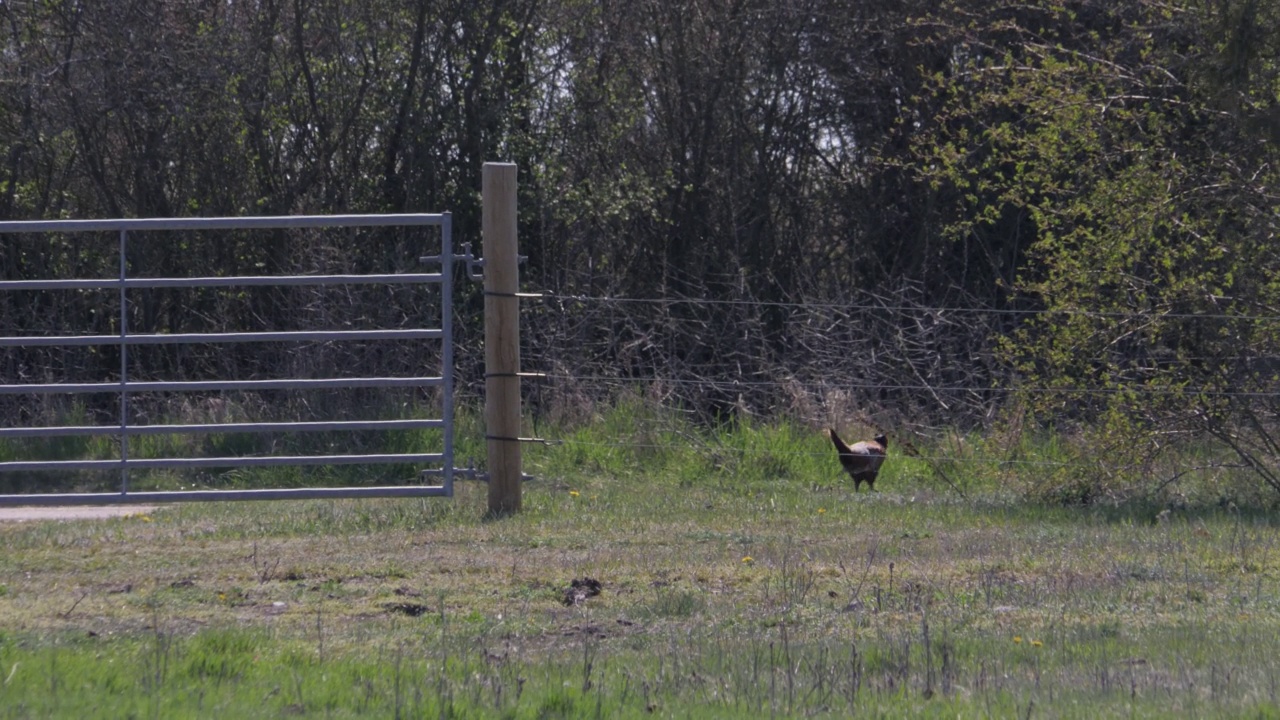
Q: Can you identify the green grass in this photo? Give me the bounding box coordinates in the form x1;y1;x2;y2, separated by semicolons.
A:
2;404;1280;717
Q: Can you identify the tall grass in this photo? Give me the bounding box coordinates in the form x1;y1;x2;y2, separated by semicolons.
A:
1;392;1268;508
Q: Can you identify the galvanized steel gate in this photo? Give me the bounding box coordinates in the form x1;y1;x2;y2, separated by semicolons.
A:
0;214;457;505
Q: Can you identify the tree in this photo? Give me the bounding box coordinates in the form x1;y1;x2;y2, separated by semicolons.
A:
915;0;1280;500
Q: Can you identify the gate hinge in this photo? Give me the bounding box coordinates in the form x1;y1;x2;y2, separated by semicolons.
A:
420;461;537;483
420;242;527;283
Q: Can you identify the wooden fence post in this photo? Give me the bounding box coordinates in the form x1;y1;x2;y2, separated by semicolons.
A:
483;162;522;515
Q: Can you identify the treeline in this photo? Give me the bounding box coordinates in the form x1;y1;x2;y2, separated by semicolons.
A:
2;1;1279;495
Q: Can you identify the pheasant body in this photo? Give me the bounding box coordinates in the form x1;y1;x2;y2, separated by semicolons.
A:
827;429;888;492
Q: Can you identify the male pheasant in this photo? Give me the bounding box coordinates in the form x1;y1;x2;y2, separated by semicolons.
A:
826;429;888;492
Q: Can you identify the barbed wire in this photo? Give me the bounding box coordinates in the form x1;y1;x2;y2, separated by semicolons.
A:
537;373;1280;398
542;292;1280;323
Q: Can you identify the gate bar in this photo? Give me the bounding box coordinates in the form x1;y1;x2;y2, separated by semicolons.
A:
0;328;442;347
0;273;443;291
0;213;448;233
0;452;444;472
2;485;450;506
0;418;445;438
0;376;444;395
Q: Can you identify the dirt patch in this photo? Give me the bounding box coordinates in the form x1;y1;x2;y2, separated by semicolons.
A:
0;505;158;522
562;577;603;606
384;602;432;617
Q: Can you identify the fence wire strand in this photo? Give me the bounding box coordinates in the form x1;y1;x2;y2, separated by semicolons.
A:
542;292;1280;322
538;374;1280;398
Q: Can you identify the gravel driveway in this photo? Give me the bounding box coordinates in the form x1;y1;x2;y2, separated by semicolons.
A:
0;505;158;522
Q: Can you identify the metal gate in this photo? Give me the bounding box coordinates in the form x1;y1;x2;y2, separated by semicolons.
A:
0;214;456;505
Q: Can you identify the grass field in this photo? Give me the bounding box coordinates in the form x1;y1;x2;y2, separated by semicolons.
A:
2;410;1280;718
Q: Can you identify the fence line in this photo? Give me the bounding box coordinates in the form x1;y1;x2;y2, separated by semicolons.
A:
542;292;1280;322
507;284;1279;486
537;374;1280;398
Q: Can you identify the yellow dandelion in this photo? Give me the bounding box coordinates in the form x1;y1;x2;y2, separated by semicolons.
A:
818;508;826;515
569;490;580;497
218;592;227;602
742;556;754;564
1031;640;1043;648
139;515;154;523
1013;636;1023;644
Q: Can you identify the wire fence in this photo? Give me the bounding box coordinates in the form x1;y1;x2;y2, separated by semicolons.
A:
496;279;1280;488
542;292;1280;323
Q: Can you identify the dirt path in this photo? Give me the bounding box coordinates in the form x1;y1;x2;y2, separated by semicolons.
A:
0;505;159;522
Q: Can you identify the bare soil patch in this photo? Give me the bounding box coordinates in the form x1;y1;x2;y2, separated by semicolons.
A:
0;505;158;522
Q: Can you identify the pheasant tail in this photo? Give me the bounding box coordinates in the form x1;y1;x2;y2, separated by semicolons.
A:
827;428;854;455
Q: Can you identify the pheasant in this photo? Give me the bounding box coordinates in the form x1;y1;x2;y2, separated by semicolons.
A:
826;429;888;492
